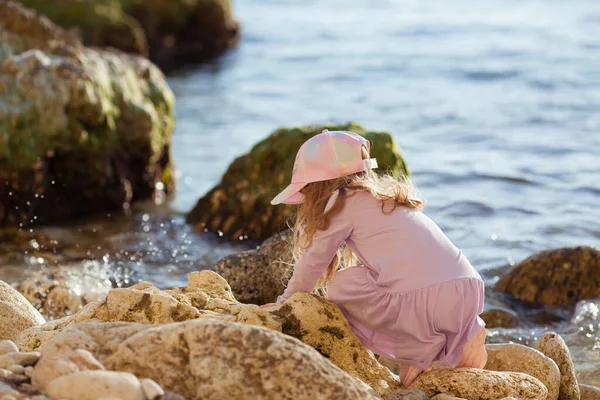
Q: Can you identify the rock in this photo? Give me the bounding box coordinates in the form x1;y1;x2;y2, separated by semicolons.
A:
480;308;520;329
485;343;560;400
41;319;380;400
0;352;40;369
496;246;600;306
431;395;465;400
271;292;400;396
187;122;411;241
31;350;104;392
5;367;23;376
213;230;293;304
386;389;430;399
16;268;110;320
536;332;581;400
0;1;175;228
45;370;144;400
18;0;240;71
411;368;548;400
0;342;18;356
141;379;164;400
0;282;45;341
580;384;600;400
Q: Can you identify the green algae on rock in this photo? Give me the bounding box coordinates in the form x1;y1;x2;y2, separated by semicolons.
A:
496;246;600;306
186;122;411;241
16;0;240;71
0;1;175;227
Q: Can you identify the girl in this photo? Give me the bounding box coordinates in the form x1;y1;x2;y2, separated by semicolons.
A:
266;130;487;386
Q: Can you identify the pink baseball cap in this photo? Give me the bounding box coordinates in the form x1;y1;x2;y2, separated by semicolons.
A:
271;130;378;205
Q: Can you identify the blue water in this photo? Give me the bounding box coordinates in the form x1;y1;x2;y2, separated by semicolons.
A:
170;0;600;280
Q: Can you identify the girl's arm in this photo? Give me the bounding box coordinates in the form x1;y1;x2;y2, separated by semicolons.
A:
276;214;353;305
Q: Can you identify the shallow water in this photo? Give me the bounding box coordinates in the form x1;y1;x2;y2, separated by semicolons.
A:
1;0;600;383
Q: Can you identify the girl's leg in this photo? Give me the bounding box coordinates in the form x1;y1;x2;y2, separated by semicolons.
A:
456;327;488;368
399;363;432;387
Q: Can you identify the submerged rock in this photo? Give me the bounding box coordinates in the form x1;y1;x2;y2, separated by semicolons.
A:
213;230;293;304
496;246;600;306
0;281;45;341
39;319;379;400
187;122;411;241
480;308;521;329
411;368;548;400
0;1;175;228
536;332;581;400
485;343;560;400
18;0;240;71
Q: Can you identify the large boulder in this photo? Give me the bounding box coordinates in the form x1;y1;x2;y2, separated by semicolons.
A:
411;368;548;400
213;230;293;304
0;1;175;228
0;281;45;341
485;343;560;400
187;122;411;241
17;271;399;397
39;319;380;400
495;246;600;306
17;0;240;71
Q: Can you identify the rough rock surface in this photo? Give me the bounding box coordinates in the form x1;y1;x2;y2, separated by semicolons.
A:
38;319;380;400
411;368;548;400
485;343;560;400
580;384;600;400
536;332;581;400
496;246;600;306
480;308;520;329
385;389;430;399
18;0;240;71
17;271;397;396
0;1;175;228
213;230;293;304
45;370;144;400
0;281;45;341
31;349;104;391
187;122;411;241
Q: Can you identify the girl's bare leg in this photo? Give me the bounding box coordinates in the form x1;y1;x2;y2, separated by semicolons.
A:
400;364;432;387
456;327;488;368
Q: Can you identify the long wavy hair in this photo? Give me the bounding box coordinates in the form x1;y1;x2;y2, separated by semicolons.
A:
290;146;423;291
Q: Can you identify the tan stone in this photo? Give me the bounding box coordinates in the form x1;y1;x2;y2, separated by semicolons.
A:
0;342;18;356
411;368;548;400
31;356;78;391
0;352;40;369
41;319;379;400
485;343;560;400
271;292;400;396
141;379;164;400
431;395;465;400
580;384;600;400
536;332;581;400
45;370;144;400
0;282;45;341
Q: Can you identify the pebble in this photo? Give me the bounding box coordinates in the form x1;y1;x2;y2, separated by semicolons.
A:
0;352;40;369
0;343;18;357
141;378;165;400
5;366;23;375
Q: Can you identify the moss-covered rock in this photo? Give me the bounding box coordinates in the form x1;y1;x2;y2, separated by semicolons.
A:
17;0;240;71
0;1;175;227
496;246;600;306
186;122;411;241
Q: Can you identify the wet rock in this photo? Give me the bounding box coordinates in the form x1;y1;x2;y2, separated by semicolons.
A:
386;389;430;399
0;342;18;356
45;370;144;400
271;292;400;396
0;281;45;341
187;122;411;241
485;343;560;400
0;1;175;228
536;332;581;400
496;246;600;306
41;319;379;400
580;384;600;400
18;0;239;71
213;230;293;304
411;368;548;400
480;308;520;329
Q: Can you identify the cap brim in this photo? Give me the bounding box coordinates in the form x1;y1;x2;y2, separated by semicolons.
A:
271;182;307;205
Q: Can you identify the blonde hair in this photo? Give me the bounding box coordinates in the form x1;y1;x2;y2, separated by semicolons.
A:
291;146;423;291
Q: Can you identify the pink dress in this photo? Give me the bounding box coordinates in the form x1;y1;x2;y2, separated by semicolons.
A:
277;189;485;370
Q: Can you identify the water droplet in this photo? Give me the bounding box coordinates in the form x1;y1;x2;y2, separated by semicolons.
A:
143;226;150;233
142;214;150;222
155;182;165;191
51;180;55;184
491;234;497;240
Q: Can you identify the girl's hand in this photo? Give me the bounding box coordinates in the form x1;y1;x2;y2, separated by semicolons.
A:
260;303;277;309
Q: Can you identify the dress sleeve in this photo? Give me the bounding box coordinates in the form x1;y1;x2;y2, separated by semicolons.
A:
276;210;353;305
